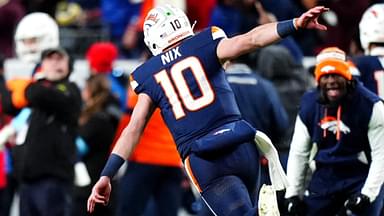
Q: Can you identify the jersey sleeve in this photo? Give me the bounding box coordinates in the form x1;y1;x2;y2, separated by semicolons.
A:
130;69;160;105
285;115;312;198
130;72;149;96
129;74;140;93
363;101;384;201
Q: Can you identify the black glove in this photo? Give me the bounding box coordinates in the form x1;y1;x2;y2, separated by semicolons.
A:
284;196;305;216
343;193;370;215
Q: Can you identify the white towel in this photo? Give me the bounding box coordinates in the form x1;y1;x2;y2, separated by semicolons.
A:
74;161;91;187
255;130;289;191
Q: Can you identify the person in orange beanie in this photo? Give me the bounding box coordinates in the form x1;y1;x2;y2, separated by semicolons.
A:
284;47;384;215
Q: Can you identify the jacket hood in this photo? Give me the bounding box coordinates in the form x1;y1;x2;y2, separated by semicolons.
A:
256;45;302;80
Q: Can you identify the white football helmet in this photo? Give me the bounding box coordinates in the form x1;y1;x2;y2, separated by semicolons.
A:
143;4;194;56
359;4;384;54
14;12;59;63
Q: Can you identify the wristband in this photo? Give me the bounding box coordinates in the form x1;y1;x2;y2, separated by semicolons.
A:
100;153;125;178
276;19;297;38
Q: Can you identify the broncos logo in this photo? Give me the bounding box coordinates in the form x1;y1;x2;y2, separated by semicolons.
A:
320;116;351;135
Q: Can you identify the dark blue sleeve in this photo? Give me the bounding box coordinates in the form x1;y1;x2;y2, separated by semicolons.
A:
298;90;317;132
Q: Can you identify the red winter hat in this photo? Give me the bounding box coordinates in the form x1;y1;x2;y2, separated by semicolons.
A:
86;42;118;74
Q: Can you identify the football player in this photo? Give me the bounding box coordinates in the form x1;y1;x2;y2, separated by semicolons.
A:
353;3;384;99
0;12;60;147
14;12;59;64
87;4;328;215
284;47;384;216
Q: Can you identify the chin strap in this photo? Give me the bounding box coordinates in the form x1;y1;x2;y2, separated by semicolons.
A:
191;20;197;31
369;47;384;56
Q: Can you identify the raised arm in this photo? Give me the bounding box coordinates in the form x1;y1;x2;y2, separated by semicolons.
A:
217;6;328;62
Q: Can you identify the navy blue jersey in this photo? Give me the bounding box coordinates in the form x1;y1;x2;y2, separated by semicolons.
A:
352;55;384;98
131;27;242;158
299;82;381;169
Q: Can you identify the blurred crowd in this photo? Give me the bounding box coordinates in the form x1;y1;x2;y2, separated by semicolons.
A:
1;0;384;60
0;0;384;216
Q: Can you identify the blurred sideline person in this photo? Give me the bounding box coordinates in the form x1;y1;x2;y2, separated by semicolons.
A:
256;45;312;165
353;4;384;216
284;47;384;216
0;54;13;216
0;12;61;215
86;41;129;112
71;74;120;216
1;12;60;116
6;47;81;216
14;12;59;64
352;3;384;99
88;4;328;216
225;55;289;148
115;87;183;216
0;12;61;159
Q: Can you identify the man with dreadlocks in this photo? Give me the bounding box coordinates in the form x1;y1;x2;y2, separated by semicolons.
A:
284;47;384;216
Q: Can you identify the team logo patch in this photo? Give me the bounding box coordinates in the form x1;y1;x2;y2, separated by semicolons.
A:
320;116;351;135
320;65;336;73
56;84;67;92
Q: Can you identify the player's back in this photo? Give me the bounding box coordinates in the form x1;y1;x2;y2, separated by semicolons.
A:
131;27;242;159
352;55;384;98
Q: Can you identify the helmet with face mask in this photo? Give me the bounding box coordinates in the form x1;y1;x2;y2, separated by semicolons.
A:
14;12;59;63
143;4;194;56
359;4;384;55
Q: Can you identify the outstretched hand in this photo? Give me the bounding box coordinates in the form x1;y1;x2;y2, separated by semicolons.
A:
295;6;329;30
87;176;111;213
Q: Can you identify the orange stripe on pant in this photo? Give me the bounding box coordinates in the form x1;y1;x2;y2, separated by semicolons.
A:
184;156;202;193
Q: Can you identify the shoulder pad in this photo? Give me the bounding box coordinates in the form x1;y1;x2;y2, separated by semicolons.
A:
211;26;227;40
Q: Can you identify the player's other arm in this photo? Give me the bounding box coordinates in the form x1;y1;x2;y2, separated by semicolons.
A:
87;93;155;213
112;93;155;159
217;6;328;63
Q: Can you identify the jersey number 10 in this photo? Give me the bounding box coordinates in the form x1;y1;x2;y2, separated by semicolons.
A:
154;56;215;119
